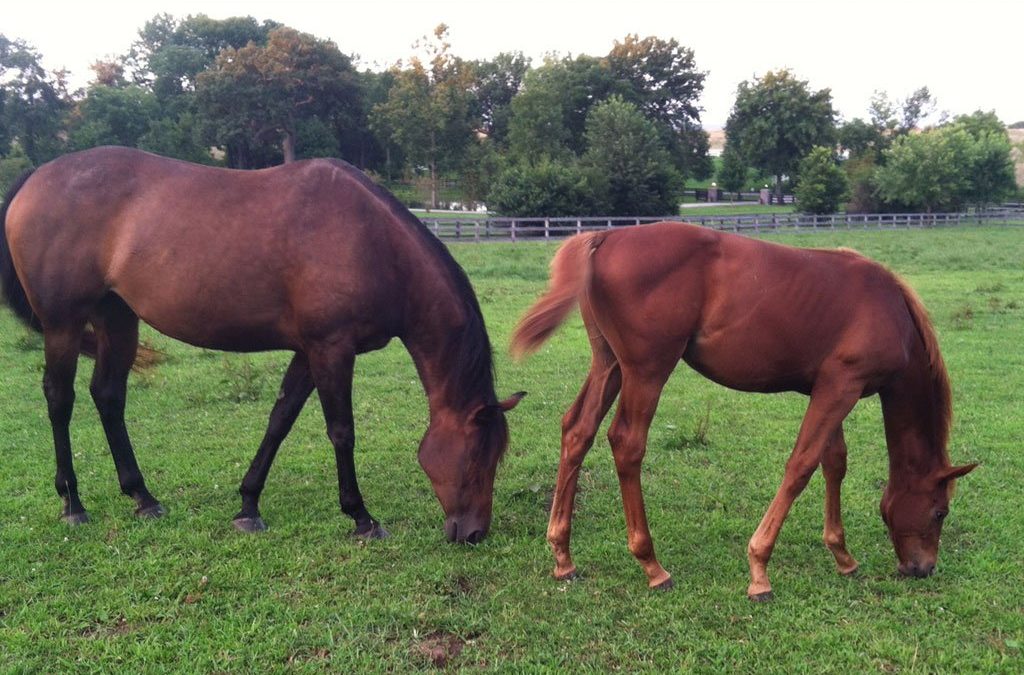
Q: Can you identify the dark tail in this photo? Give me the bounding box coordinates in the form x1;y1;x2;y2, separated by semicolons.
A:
0;170;41;330
1;169;162;370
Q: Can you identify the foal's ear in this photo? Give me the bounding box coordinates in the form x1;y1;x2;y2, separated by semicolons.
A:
472;392;526;424
935;462;979;485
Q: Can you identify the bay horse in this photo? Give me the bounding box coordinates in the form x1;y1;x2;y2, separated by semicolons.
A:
511;222;977;600
1;146;522;542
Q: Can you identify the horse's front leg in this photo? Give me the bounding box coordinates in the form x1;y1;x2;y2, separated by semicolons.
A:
821;426;858;575
308;345;386;539
234;352;315;532
747;376;861;600
606;366;675;590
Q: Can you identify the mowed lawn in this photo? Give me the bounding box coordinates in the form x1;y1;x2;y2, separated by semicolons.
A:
0;226;1022;671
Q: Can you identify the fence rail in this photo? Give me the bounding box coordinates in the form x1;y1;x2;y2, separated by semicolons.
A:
419;210;1024;243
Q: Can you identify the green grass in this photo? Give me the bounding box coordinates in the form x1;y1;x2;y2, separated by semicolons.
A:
2;227;1023;671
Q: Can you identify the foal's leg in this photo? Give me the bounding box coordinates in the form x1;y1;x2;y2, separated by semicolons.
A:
43;325;88;524
548;333;621;581
746;375;861;601
606;361;677;590
233;352;315;532
821;426;858;575
89;299;163;517
308;345;386;538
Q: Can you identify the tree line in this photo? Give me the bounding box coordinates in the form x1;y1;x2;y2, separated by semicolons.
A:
1;16;1019;217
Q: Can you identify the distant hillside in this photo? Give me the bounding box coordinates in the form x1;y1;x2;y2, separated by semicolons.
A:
1009;128;1024;187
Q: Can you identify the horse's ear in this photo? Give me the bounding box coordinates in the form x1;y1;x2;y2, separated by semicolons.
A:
935;462;979;485
472;392;526;424
499;391;526;412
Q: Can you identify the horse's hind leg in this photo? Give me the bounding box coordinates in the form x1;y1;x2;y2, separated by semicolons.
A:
89;295;163;518
43;324;88;524
234;352;315;532
548;324;621;581
606;358;678;590
821;425;858;575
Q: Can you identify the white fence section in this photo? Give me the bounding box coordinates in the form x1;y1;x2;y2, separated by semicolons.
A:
419;209;1024;243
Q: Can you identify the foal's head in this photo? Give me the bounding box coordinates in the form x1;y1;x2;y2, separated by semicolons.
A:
880;463;978;578
418;392;525;544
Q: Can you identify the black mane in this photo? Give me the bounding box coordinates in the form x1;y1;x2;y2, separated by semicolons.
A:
329;160;499;413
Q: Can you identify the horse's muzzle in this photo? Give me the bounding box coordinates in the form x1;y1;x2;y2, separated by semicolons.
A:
444;516;488;544
898;561;936;578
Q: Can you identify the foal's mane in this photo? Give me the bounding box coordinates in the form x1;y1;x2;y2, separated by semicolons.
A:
326;160;500;418
894;273;953;463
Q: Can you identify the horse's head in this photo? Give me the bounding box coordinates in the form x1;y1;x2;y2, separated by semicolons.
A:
418;392;525;543
880;462;977;577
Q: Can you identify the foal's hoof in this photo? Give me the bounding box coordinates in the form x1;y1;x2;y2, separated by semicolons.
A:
233;516;267;533
651;577;675;592
63;511;90;526
353;522;390;540
748;590;775;603
135;503;167;519
553;568;580;582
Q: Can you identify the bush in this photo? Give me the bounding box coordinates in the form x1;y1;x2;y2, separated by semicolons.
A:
794;146;848;214
488;159;600;217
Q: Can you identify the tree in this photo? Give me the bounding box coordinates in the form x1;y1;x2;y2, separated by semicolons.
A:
875;127;973;212
488;158;598;217
605;34;711;180
725;69;837;204
472;52;529;148
717;143;750;194
875;115;1016;212
370;24;476;208
0;34;71;163
66;85;158;150
794;146;849;214
196;26;359;166
581;96;681;215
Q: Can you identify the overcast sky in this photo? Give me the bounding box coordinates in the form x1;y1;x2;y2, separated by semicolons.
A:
4;0;1021;129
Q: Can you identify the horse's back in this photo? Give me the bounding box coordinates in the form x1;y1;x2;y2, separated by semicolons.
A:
5;147;406;351
585;222;915;394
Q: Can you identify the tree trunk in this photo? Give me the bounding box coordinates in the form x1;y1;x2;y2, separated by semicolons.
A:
775;174;783;205
282;130;296;164
429;130;438;210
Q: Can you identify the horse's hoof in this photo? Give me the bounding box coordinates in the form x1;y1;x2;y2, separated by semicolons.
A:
354;522;389;540
63;511;90;526
651;577;675;591
840;564;860;577
233;516;267;533
554;568;580;582
749;590;775;602
135;503;167;519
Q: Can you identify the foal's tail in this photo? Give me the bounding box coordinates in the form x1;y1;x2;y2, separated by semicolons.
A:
0;170;41;331
1;170;161;370
510;232;605;359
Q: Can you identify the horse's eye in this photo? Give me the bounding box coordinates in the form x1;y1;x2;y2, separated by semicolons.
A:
934;510;947;522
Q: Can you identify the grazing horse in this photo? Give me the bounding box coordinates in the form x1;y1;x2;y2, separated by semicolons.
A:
1;146;522;542
511;222;976;599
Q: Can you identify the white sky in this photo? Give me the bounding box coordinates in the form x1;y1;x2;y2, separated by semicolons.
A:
4;0;1022;128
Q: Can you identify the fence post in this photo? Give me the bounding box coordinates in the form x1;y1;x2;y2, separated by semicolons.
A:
576;219;582;235
474;221;480;242
455;221;461;239
511;220;517;243
607;219;612;229
544;218;550;240
433;221;440;238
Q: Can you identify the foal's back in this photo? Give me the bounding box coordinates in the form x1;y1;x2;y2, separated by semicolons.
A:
585;223;916;396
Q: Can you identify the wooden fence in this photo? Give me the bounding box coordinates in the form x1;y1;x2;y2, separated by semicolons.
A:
420;210;1024;243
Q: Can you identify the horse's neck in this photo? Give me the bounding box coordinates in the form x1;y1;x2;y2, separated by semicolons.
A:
400;275;486;418
880;357;949;485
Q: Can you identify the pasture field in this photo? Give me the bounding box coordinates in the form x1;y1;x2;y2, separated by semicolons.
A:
1;226;1022;672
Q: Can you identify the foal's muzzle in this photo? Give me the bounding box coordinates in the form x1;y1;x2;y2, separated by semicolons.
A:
898;561;936;578
444;516;488;544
